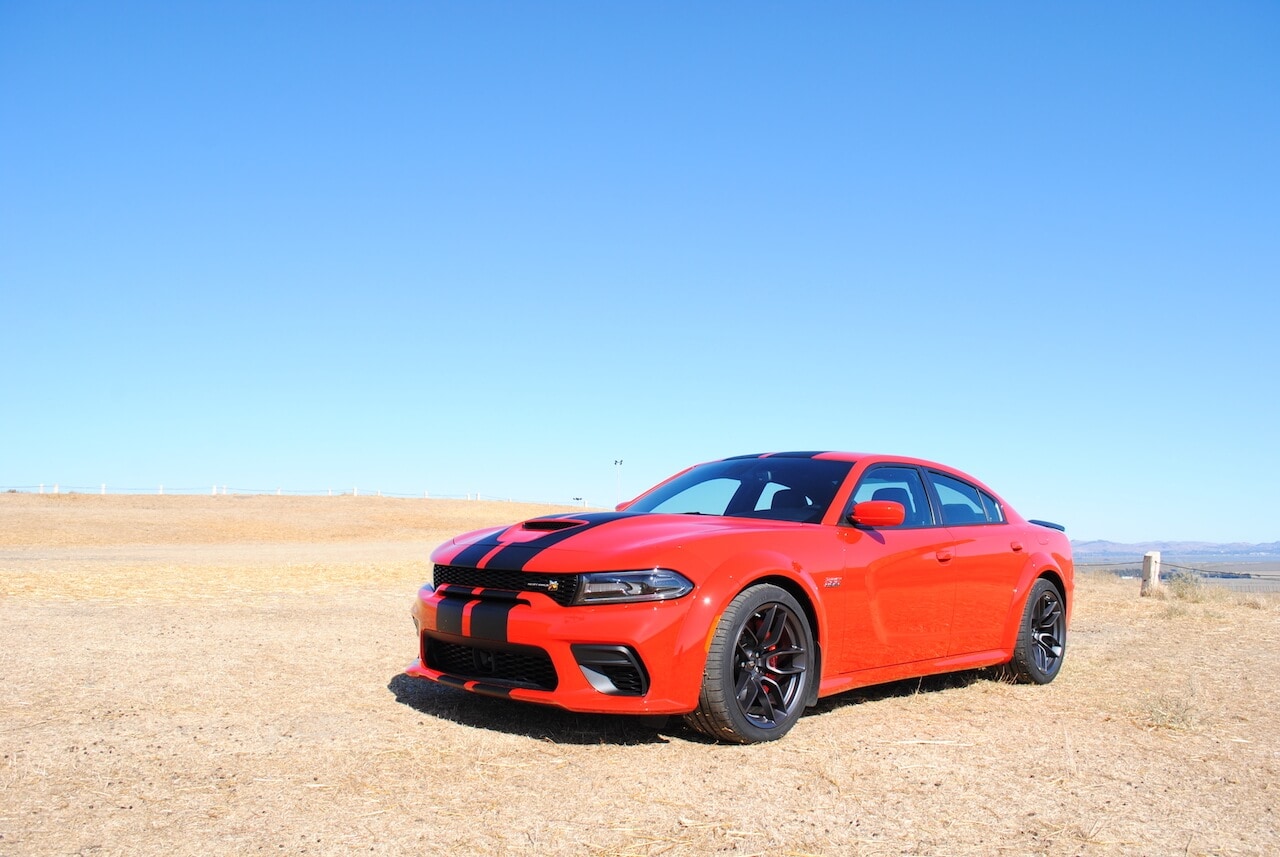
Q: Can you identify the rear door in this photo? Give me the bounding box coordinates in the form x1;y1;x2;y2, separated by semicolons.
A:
925;469;1025;656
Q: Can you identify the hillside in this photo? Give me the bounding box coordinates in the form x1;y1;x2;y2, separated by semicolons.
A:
1071;538;1280;560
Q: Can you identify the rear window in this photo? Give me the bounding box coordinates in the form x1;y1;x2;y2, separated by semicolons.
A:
928;471;1000;525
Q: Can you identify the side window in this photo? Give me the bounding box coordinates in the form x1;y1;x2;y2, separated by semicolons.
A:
928;471;989;526
850;466;934;527
979;490;1005;523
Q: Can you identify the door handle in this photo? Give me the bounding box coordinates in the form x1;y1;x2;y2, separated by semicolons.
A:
935;549;953;563
1011;541;1024;552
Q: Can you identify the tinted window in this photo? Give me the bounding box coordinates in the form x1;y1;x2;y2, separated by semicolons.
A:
629;458;853;523
928;471;989;525
850;466;934;527
755;482;793;511
647;478;739;516
979;490;1005;523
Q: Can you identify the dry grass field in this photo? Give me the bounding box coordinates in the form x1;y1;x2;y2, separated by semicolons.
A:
2;493;1278;856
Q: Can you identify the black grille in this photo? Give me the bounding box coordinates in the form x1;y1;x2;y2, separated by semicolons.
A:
425;637;558;690
433;565;580;607
571;645;650;696
596;662;646;695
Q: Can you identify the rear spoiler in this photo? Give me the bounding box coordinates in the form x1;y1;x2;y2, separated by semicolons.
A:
1029;519;1066;532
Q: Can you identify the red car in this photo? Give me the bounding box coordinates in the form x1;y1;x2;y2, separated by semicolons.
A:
407;452;1073;743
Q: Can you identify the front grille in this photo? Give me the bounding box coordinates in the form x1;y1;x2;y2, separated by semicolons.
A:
433;565;580;607
425;637;559;690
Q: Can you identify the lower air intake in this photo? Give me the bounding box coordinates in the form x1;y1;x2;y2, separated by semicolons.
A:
425;637;558;691
571;645;650;696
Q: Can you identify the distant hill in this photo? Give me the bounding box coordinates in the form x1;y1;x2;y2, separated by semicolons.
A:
1071;540;1280;561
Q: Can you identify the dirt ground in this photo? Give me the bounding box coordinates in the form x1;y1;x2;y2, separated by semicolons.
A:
2;494;1277;856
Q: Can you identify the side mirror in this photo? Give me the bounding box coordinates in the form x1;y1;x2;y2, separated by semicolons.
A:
849;500;905;528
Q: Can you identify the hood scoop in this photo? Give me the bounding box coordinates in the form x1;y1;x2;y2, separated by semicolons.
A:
522;518;584;532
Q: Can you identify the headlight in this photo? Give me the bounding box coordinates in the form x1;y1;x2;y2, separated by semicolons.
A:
573;569;693;605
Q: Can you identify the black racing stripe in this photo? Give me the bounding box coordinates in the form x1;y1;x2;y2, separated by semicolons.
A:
478;543;552;572
727;452;824;460
435;584;482;599
469;600;517;642
471;588;525;604
450;535;506;568
435;597;467;636
482;511;644;572
447;512;601;568
765;451;829;459
433;673;514;699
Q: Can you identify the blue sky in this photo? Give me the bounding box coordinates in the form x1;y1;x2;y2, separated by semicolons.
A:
2;2;1277;543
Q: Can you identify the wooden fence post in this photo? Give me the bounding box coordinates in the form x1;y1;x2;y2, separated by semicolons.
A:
1140;550;1161;596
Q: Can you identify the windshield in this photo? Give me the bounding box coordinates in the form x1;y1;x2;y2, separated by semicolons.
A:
628;457;853;524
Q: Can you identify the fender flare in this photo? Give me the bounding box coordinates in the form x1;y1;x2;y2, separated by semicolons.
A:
999;551;1069;651
666;548;831;705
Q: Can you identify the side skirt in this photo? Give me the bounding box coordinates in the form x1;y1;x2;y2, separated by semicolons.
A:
817;649;1012;699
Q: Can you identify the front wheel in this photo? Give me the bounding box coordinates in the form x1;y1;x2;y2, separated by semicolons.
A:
1007;578;1067;683
685;584;814;743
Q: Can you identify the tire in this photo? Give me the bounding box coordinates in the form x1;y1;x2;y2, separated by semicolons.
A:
1007;578;1067;684
685;584;814;743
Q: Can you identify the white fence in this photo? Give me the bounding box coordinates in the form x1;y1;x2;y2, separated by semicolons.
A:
1078;558;1280;594
1;483;588;506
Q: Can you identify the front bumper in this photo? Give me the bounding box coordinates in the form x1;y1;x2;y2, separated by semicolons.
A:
405;583;708;714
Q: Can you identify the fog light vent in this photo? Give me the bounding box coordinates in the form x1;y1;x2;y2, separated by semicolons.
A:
571;645;649;696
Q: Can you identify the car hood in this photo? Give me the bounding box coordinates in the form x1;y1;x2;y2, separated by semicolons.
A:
431;510;806;574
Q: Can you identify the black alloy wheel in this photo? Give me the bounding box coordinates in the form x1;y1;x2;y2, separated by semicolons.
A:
1009;578;1067;684
686;584;814;743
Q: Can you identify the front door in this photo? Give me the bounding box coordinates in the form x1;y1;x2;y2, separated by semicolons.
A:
837;465;958;672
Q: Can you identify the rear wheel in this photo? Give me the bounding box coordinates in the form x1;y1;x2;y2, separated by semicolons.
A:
685;584;814;743
1008;578;1066;683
